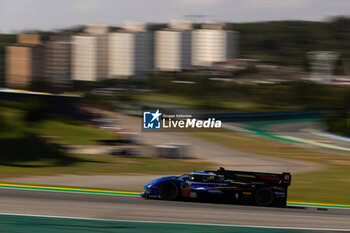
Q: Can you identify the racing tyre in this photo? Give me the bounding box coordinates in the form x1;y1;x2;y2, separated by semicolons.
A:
254;187;274;206
159;181;179;200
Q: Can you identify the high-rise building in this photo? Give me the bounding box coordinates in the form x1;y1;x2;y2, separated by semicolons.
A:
45;35;72;81
155;30;192;72
155;21;192;72
192;24;239;66
71;25;108;81
108;22;153;78
5;34;45;88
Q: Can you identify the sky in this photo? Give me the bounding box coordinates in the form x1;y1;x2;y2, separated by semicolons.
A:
0;0;349;33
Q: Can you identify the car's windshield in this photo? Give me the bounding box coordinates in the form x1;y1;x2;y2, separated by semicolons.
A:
178;174;193;180
179;174;222;182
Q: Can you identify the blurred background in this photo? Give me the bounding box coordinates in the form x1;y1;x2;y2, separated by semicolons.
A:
0;0;350;207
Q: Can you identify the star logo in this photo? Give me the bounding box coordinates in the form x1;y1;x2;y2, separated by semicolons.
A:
143;109;162;129
151;109;162;122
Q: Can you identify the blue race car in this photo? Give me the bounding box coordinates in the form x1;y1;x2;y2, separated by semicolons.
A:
141;167;291;207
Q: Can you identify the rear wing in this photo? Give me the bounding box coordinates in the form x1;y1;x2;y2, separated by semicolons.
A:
207;167;291;186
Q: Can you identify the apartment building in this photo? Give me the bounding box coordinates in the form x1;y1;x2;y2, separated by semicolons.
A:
71;25;108;81
192;23;239;66
5;34;45;88
154;21;192;72
108;22;153;78
45;35;72;81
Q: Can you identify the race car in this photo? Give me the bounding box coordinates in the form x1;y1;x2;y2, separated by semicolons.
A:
141;167;291;207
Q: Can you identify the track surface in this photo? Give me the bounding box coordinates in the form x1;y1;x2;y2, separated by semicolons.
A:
1;214;346;233
1;188;350;230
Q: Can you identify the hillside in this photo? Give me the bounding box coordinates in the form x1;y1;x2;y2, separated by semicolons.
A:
229;17;350;72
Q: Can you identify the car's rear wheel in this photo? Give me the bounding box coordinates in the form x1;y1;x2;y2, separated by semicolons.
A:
254;187;274;206
159;181;179;200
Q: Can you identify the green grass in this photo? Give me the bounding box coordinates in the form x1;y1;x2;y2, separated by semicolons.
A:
290;165;350;204
35;120;117;145
191;131;350;204
136;93;196;106
0;154;215;179
135;93;301;111
135;93;262;110
0;106;117;145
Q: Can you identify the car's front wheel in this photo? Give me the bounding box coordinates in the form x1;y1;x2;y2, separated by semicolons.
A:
158;181;179;200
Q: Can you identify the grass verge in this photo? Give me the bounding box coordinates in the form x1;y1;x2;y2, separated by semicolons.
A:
135;93;263;110
134;93;301;111
35;120;118;145
0;154;215;179
0;106;118;145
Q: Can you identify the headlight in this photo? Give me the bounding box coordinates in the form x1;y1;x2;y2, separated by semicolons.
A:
146;183;154;192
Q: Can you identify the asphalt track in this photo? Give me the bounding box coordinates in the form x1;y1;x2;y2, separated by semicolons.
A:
0;188;350;231
1;214;347;233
